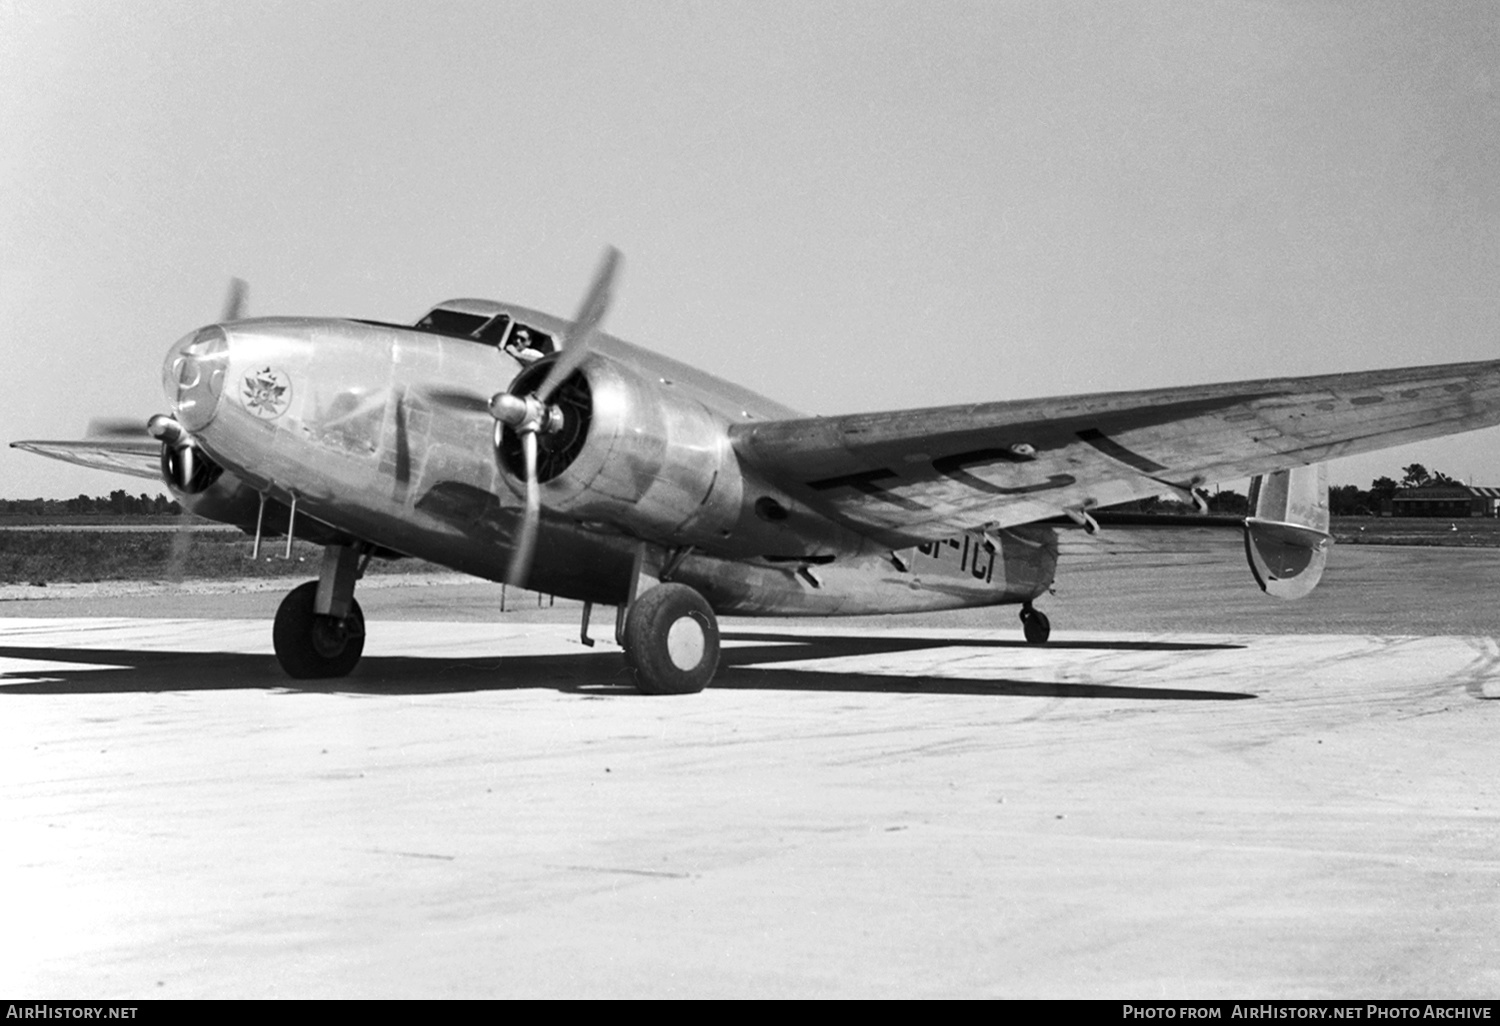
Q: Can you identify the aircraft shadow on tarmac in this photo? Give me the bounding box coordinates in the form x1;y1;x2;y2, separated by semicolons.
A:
0;631;1254;701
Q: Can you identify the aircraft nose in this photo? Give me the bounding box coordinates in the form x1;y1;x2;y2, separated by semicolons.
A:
162;325;229;431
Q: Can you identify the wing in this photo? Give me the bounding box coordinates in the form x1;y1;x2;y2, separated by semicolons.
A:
10;440;162;482
731;358;1500;544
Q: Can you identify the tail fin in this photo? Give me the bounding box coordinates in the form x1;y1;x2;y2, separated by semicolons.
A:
1244;463;1332;600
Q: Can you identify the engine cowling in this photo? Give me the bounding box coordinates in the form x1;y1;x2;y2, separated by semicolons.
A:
149;415;225;496
496;355;746;548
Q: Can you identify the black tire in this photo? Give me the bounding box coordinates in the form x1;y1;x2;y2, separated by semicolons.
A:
1020;605;1051;645
621;583;719;695
273;580;366;679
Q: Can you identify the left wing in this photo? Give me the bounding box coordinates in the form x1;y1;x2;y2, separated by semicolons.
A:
10;439;161;481
731;358;1500;544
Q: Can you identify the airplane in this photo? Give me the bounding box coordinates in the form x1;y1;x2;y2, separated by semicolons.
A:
15;248;1500;694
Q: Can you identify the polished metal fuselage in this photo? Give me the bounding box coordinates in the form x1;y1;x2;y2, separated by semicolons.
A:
166;307;1056;615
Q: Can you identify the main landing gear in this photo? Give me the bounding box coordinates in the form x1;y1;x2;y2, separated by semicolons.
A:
273;545;366;679
1019;601;1051;645
620;582;721;695
611;545;720;695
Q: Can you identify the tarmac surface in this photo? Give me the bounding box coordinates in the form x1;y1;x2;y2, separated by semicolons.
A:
3;543;1499;998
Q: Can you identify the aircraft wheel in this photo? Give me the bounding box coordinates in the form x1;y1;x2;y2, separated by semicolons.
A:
273;580;366;679
1019;604;1051;645
622;583;720;695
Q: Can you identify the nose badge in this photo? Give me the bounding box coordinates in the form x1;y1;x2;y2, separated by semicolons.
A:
241;366;292;419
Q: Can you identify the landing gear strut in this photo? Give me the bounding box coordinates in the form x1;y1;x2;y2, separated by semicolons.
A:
272;544;366;679
1019;602;1051;645
621;582;720;695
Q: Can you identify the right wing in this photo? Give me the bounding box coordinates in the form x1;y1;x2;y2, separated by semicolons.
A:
10;440;162;482
732;357;1500;544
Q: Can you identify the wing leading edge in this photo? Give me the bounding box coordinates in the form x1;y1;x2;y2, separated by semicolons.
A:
731;358;1500;544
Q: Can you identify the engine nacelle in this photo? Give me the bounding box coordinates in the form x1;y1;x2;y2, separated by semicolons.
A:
159;442;224;495
498;355;746;548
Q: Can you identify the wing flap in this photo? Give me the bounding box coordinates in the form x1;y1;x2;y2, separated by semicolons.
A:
732;358;1500;541
11;440;163;482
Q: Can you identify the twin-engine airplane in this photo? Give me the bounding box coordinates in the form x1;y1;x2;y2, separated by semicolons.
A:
16;249;1500;693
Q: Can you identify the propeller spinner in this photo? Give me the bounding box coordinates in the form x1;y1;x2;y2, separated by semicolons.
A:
491;246;621;587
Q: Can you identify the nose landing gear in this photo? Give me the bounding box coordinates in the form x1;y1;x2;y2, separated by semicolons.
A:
272;544;366;679
274;581;366;678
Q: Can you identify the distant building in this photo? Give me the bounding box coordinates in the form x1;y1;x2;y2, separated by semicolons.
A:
1388;483;1500;518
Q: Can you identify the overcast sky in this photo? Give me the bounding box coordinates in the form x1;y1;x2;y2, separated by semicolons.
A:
2;0;1497;499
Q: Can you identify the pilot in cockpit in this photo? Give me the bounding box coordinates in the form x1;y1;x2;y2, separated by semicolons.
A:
504;326;545;363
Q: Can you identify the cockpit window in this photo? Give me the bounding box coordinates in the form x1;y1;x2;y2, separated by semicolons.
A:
414;309;490;336
475;314;513;345
402;306;556;357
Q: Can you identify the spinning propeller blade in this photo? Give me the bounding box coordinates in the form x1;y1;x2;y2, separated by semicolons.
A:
503;431;540;587
494;247;622;589
536;246;620;403
86;417;151;439
221;278;249;322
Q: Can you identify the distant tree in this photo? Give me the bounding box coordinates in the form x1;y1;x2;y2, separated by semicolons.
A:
1432;470;1457;485
1329;484;1370;516
1206;489;1248;515
1370;476;1400;508
0;491;181;517
1401;463;1432;488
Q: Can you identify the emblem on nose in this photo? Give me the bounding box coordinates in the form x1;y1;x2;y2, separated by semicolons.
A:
242;367;292;419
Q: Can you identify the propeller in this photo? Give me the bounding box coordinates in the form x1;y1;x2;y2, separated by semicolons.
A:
138;411;201;584
534;246;619;404
417;386;493;415
149;413;197;492
491;246;621;587
86;417;152;439
511;429;540;587
221;278;249;322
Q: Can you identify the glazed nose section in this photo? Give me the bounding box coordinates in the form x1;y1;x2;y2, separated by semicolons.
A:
162;326;229;430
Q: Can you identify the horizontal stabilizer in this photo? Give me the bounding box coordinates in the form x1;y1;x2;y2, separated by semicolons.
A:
1243;464;1331;600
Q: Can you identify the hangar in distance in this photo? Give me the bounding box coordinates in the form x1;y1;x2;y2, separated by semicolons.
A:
16;249;1500;694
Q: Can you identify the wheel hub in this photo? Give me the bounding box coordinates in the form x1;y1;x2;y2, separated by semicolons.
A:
665;615;706;670
310;616;352;658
